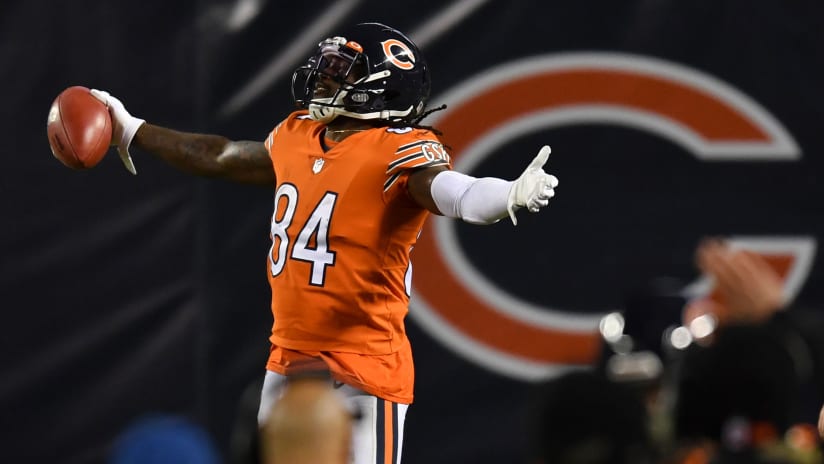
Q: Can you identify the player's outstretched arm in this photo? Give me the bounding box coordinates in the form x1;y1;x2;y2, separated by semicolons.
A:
133;124;274;185
410;145;557;226
91;89;274;185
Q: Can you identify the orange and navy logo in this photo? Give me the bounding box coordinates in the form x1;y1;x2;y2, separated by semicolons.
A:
381;39;415;70
411;52;810;381
345;40;363;54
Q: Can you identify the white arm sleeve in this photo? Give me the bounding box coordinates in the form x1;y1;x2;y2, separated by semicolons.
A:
430;170;513;225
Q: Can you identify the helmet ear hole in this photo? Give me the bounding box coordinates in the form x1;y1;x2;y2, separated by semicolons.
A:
349;92;370;104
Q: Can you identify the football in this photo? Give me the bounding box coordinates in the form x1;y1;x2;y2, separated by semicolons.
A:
47;86;112;169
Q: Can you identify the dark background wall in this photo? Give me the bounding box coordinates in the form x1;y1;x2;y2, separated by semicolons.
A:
2;1;823;462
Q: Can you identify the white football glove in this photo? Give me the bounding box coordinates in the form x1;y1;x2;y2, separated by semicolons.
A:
506;145;558;225
90;89;144;175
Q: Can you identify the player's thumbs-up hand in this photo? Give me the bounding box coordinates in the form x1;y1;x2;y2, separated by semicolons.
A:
506;145;558;225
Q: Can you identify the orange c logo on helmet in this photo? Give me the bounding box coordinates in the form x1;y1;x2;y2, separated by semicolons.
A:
411;52;808;381
381;39;415;70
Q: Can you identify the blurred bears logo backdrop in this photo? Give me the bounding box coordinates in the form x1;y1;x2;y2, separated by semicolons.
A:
410;52;816;380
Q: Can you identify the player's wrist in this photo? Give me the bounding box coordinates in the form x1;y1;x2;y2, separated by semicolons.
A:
120;116;145;151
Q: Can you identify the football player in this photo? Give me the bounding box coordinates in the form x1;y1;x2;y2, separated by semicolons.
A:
92;22;558;464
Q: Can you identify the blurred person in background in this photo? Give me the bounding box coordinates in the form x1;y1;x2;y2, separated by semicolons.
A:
594;239;824;464
108;414;221;464
596;276;689;459
91;21;559;464
525;369;656;464
670;239;824;464
260;370;353;464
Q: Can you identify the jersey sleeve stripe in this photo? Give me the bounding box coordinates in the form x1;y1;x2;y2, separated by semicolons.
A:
386;153;426;174
383;159;450;192
395;140;428;152
386;151;451;176
394;139;441;155
383;172;404;192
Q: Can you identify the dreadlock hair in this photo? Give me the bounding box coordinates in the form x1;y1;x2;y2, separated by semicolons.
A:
386;103;449;136
349;103;452;150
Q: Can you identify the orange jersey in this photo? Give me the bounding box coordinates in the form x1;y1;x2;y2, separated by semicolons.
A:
263;111;451;403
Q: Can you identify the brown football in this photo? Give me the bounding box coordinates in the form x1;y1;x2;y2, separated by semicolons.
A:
47;86;112;169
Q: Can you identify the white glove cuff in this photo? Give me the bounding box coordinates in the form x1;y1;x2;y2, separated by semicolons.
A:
115;117;144;175
120;116;145;151
430;170;513;225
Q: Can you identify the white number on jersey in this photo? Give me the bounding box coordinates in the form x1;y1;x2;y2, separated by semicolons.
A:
269;184;338;286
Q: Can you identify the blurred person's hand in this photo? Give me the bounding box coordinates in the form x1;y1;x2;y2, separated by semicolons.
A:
694;239;784;325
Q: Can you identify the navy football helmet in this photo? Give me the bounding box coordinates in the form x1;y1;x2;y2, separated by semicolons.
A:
292;22;431;124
